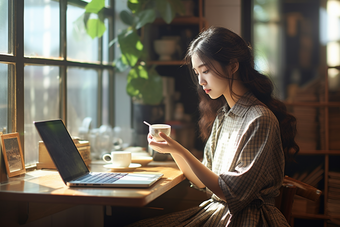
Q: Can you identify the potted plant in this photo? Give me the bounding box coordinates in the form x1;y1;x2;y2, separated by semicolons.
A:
79;0;184;104
77;0;185;146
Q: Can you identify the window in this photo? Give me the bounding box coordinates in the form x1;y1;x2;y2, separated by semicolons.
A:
326;0;340;92
0;0;115;166
252;0;283;98
0;63;8;134
0;0;8;54
24;0;60;58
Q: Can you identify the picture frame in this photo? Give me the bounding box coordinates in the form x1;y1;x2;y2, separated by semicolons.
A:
0;132;26;177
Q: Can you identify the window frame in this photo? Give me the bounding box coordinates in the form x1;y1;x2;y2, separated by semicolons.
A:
0;0;115;162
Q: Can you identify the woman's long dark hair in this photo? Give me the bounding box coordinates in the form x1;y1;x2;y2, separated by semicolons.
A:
185;26;299;161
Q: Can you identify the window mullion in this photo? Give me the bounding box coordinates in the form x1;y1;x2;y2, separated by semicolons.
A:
108;0;115;127
98;70;103;126
97;29;103;126
10;1;24;152
60;0;67;124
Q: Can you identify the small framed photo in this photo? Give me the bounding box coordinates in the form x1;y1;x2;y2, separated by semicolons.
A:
1;132;26;177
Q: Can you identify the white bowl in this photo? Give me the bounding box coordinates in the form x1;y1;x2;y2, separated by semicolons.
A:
154;39;177;61
131;156;153;166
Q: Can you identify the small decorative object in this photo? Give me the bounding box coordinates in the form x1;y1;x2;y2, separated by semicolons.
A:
154;39;177;61
97;125;113;155
161;36;182;60
0;132;26;177
78;117;92;141
37;139;91;169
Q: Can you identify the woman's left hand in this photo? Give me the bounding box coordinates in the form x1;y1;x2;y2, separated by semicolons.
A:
148;132;186;156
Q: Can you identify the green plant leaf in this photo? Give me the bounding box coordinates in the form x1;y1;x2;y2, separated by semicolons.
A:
86;18;106;39
97;8;106;22
120;10;134;26
126;82;140;97
127;0;142;14
118;29;143;67
140;69;163;105
135;9;156;29
136;39;143;51
85;0;105;14
126;66;146;97
126;65;163;105
156;0;175;24
121;54;129;65
128;65;148;81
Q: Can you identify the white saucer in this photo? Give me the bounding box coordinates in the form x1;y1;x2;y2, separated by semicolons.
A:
103;163;141;171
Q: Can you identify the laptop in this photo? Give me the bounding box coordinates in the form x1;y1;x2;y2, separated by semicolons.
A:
34;119;163;188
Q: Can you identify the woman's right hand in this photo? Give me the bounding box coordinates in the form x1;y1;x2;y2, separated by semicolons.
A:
148;132;208;190
147;132;186;156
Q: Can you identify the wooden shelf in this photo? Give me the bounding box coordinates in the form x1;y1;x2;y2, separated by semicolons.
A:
297;150;340;155
284;101;340;107
153;16;204;25
148;60;185;66
328;65;340;70
292;213;331;220
329;214;340;219
288;64;340;226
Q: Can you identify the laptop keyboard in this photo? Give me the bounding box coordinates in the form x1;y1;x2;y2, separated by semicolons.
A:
76;172;128;184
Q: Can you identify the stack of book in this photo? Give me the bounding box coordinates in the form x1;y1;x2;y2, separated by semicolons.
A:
294;106;318;150
328;171;340;224
288;80;320;151
293;164;324;188
329;107;340;150
320;90;340;150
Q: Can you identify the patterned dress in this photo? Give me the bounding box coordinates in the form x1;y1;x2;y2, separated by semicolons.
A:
128;92;290;227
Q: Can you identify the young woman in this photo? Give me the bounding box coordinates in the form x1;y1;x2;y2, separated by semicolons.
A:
129;26;299;226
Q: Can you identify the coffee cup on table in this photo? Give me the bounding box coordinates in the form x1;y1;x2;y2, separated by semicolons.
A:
102;151;131;167
149;124;171;142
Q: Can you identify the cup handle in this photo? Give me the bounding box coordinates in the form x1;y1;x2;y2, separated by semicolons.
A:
102;154;112;163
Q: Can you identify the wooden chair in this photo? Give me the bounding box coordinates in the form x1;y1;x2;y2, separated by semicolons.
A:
275;176;322;223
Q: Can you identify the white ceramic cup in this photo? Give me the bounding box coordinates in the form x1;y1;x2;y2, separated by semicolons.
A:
149;124;171;142
102;151;131;167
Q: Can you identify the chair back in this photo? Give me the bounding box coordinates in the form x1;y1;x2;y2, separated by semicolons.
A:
275;183;297;222
275;176;322;222
283;176;322;201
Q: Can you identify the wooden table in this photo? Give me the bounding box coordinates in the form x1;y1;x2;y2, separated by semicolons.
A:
0;161;185;225
0;161;185;207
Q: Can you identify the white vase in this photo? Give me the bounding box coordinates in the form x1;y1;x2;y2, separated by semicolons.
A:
153;39;177;61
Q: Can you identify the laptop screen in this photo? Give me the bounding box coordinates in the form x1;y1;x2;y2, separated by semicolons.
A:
34;120;89;183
